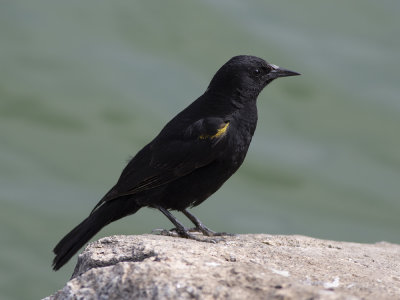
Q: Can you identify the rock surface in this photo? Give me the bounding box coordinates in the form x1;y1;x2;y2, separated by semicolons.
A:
45;234;400;299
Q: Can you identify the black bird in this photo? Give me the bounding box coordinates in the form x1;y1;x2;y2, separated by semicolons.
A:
52;55;300;270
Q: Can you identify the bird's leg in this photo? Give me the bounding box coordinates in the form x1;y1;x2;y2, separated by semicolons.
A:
182;209;234;237
155;206;203;241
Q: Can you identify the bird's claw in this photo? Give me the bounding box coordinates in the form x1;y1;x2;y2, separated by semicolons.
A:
152;227;221;243
187;226;235;237
151;228;179;237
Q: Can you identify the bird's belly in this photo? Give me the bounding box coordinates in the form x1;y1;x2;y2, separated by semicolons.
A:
158;158;241;211
150;126;254;211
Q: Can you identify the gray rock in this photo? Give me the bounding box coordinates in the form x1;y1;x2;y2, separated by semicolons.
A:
45;234;400;299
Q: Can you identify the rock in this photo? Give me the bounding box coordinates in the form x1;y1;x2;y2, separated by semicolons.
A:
45;234;400;300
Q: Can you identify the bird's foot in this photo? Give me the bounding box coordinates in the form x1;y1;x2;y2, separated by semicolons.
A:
206;231;236;237
188;225;236;237
181;209;235;237
152;228;179;237
152;227;219;243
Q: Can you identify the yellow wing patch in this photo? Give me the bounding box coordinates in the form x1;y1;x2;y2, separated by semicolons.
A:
199;122;229;140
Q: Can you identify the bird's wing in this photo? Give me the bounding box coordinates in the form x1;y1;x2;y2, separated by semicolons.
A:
91;117;230;213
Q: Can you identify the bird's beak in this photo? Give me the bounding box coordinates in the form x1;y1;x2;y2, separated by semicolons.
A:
269;64;301;79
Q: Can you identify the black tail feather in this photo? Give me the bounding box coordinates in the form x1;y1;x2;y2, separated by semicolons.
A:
52;199;140;270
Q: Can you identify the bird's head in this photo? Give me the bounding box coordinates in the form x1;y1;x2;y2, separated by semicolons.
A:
207;55;300;101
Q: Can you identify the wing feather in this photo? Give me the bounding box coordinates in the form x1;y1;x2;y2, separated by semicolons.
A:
91;117;230;212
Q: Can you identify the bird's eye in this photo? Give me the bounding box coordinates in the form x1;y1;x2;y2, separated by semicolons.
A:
253;69;260;76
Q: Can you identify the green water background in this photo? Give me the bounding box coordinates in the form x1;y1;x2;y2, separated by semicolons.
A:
1;1;399;299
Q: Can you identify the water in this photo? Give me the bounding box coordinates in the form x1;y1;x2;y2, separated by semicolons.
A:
1;1;399;299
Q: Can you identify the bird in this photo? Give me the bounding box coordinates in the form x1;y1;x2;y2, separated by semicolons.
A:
52;55;300;270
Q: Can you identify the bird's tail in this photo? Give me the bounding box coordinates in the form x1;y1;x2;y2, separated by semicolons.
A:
52;198;140;271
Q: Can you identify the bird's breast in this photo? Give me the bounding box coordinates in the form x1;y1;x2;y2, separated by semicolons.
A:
219;116;257;168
